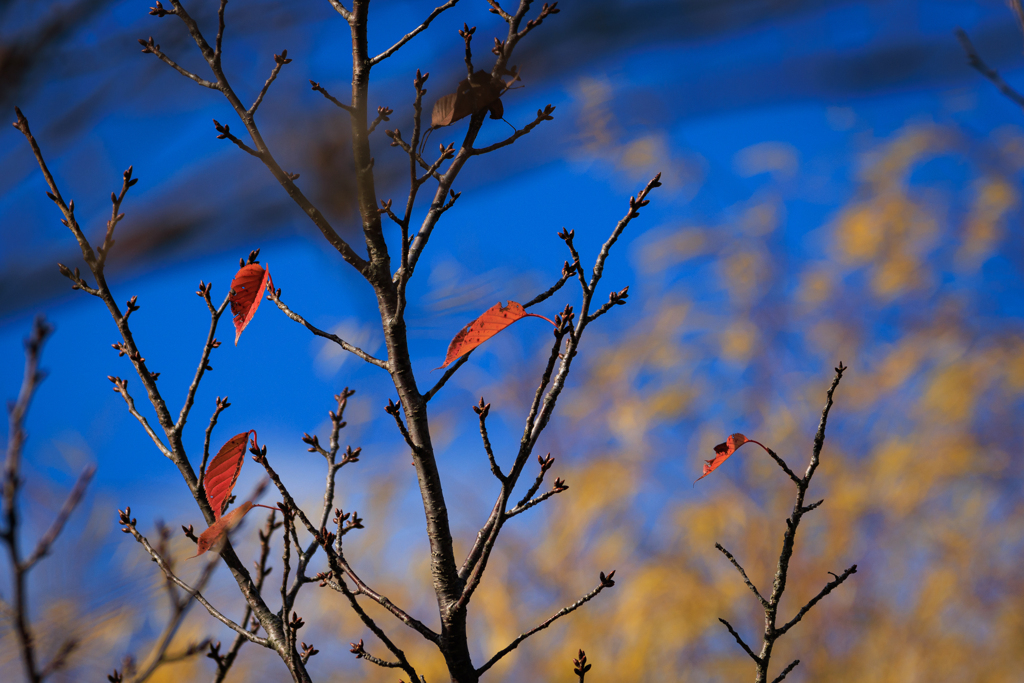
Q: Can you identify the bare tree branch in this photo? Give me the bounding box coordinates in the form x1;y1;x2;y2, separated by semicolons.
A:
369;0;462;66
716;364;854;683
770;659;801;683
775;565;857;637
267;289;389;369
715;543;768;608
718;618;761;664
120;512;271;648
477;571;616;675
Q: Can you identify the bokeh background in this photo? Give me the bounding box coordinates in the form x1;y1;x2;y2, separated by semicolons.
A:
2;0;1024;681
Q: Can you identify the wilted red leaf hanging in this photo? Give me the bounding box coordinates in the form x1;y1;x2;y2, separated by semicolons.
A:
431;70;507;128
229;263;272;344
695;433;750;484
439;301;555;369
204;431;253;519
189;501;255;558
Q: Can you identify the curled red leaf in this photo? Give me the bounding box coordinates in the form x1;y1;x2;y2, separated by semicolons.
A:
188;501;255;558
439;301;555;369
205;431;253;519
695;433;749;484
229;263;272;344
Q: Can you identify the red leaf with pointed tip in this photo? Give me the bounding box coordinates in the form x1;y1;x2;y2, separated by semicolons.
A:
204;432;252;519
439;301;555;369
695;433;750;484
229;263;272;344
188;501;255;558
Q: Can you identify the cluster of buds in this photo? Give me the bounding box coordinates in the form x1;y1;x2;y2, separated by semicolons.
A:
442;188;461;211
573;649;591;680
526;2;560;30
137;36;160;54
607;286;629;307
117;507;137;533
301;433;322;453
249;439;268;464
289;613;305;631
148;1;175;17
312;570;334;588
349;638;369;659
300;641;319;663
553;305;575;336
123;295;140;321
57;263;87;290
414;69;429;91
473;397;491;419
340;446;361;466
536;103;556;122
334;508;364;536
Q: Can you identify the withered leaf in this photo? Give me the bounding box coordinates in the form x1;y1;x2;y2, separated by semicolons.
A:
695;433;749;484
188;501;255;558
229;263;272;344
431;70;507;128
439;300;555;369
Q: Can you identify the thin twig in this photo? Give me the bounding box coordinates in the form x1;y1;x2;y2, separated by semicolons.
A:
423;354;470;402
120;517;270;648
337;584;420;683
475;399;505;482
175;292;230;435
109;377;173;459
718;618;761;664
775;565;857;637
715;543;768;608
469;105;555;155
267;290;388;369
249;50;292;118
770;659;801;683
477;572;615;675
369;0;462;66
198;396;231;492
309;80;355;113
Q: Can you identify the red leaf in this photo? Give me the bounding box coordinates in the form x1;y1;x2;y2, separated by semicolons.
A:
695;433;750;484
188;501;255;558
439;301;555;369
229;263;272;344
204;431;252;519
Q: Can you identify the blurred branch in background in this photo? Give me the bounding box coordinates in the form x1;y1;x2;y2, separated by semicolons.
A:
1;316;95;683
956;0;1024;113
3;0;1024;318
